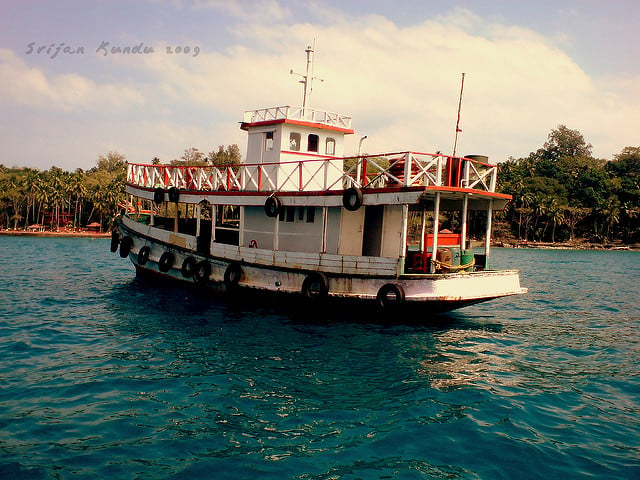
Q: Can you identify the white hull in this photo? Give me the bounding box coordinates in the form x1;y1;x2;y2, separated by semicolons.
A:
116;216;526;313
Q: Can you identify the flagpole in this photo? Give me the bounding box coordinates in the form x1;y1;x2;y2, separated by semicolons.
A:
452;72;465;157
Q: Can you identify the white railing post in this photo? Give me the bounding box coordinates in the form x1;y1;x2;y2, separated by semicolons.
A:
436;155;443;186
489;166;497;192
404;152;411;187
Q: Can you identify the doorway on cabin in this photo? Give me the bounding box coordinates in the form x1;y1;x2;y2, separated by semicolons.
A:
362;205;384;256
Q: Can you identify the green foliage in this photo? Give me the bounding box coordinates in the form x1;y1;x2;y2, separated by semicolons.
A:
208;144;241;166
498;125;639;243
170;148;207;166
0;151;127;231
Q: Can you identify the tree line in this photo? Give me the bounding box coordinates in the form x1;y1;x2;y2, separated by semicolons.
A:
0;145;241;232
1;135;638;244
497;126;640;244
0;152;127;232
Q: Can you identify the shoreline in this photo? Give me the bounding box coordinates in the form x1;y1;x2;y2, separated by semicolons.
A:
0;229;110;238
3;229;638;250
496;240;640;251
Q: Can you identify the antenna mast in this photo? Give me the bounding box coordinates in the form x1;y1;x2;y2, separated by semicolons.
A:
452;72;466;157
290;40;323;112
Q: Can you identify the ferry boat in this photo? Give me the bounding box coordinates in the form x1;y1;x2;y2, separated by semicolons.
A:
111;49;526;314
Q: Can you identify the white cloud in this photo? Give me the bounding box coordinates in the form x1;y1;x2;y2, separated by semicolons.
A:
0;48;144;113
2;4;638;170
133;6;638;161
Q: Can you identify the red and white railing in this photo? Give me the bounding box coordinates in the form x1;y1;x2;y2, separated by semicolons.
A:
243;106;353;130
127;152;498;194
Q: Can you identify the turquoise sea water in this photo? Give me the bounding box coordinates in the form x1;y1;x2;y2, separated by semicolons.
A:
0;236;639;479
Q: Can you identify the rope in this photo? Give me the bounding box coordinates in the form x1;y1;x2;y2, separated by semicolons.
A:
432;258;475;273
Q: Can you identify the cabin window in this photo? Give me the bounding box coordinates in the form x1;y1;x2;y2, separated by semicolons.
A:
286;206;295;222
289;132;300;151
279;206;296;222
306;207;315;223
265;131;274;151
279;206;314;223
307;134;319;152
326;138;335;155
214;205;240;246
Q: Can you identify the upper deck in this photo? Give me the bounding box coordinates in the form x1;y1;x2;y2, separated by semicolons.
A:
241;106;354;133
126;151;511;209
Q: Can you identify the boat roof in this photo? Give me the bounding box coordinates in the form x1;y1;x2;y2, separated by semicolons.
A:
241;106;354;134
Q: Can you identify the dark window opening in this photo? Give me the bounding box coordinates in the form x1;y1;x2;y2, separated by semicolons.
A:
306;207;315;223
308;134;319;152
286;206;295;222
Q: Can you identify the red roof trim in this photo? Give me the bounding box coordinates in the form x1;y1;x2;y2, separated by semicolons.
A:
241;118;354;134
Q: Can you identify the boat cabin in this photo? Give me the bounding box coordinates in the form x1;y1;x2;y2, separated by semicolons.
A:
124;101;510;279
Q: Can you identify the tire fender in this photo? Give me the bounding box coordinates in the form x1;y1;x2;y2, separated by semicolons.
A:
119;236;133;258
224;262;243;289
193;260;211;286
181;256;197;278
158;251;175;273
264;195;282;217
376;283;405;309
168;186;180;203
137;246;151;266
153;187;165;204
301;272;329;300
110;231;120;253
342;187;363;211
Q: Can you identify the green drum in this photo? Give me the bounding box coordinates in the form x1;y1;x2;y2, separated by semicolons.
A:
461;249;475;272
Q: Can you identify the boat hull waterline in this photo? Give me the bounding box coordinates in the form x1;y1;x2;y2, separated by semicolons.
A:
116;217;526;314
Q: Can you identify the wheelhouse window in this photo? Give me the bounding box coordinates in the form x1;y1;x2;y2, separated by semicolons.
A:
278;206;315;223
265;131;274;151
289;132;300;151
306;207;315;223
325;138;335;155
307;134;319;153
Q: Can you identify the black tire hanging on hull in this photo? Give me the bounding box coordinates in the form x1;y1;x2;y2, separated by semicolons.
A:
181;256;197;278
193;260;211;286
264;196;282;217
110;231;120;252
153;187;165;205
158;251;175;273
342;187;363;211
376;283;405;309
224;262;243;289
168;186;180;203
137;246;151;266
301;272;329;300
119;236;133;258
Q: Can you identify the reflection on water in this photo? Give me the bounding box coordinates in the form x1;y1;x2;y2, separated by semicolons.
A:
1;239;639;479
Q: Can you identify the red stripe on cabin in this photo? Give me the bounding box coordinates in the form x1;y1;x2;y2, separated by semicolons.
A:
240;118;354;134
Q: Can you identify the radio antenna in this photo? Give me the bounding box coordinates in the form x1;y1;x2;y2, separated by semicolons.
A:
452;72;466;157
290;39;323;111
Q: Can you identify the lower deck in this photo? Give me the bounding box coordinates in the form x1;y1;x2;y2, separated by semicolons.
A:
115;215;527;311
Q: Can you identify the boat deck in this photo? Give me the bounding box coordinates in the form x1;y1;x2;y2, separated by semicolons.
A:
126;151;511;209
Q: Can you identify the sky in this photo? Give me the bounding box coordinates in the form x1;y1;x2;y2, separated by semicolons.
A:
0;0;638;171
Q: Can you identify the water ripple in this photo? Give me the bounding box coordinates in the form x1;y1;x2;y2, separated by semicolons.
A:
0;238;639;479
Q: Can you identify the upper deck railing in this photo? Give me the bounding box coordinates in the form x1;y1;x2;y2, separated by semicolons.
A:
243;106;353;130
127;152;498;195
